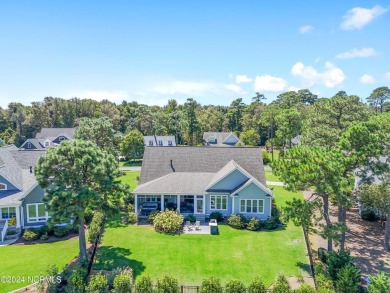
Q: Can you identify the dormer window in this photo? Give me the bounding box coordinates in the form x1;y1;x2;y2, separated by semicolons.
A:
0;183;6;190
27;142;31;148
158;140;163;146
59;136;65;141
45;141;50;147
149;140;154;146
168;140;172;146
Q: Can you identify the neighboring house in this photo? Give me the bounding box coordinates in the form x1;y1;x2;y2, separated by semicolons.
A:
0;145;47;240
20;127;75;150
290;135;301;147
354;156;389;189
133;147;273;220
144;135;176;147
202;132;243;147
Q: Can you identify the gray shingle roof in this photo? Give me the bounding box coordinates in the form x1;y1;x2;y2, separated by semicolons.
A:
139;146;266;185
0;146;46;205
134;172;215;194
202;132;242;146
36;128;75;139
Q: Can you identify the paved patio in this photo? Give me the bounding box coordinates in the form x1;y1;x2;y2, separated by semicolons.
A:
183;223;211;234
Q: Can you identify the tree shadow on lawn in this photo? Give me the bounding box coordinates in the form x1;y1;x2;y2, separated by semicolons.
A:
94;246;146;278
105;217;128;228
296;261;311;275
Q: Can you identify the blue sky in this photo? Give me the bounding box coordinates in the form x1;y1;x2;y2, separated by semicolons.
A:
0;1;389;107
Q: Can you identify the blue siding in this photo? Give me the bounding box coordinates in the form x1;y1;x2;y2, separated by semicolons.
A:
208;169;248;191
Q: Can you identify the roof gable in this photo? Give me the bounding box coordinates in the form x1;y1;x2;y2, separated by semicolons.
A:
205;160;250;191
232;179;273;197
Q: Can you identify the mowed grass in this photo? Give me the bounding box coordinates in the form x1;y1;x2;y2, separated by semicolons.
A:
265;169;280;182
119;160;142;167
119;171;140;191
0;238;79;293
94;185;306;286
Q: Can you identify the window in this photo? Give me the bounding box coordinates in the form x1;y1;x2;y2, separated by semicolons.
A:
149;140;154;146
240;199;264;214
0;183;6;190
210;195;227;210
27;203;48;223
59;136;65;141
1;207;16;219
45;141;50;147
158;140;163;146
168;140;172;146
27;142;32;148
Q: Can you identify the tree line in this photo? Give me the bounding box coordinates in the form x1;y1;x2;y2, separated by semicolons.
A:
1;86;389;148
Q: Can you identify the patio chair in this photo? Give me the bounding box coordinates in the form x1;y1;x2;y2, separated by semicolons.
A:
185;221;193;231
195;220;201;230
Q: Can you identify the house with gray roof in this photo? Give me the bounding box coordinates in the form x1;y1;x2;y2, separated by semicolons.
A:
0;145;47;241
20;127;75;150
133;147;273;220
202;132;243;147
144;135;176;147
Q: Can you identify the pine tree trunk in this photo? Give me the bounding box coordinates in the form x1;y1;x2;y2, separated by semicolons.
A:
78;214;87;261
339;206;347;252
384;204;390;251
302;226;317;288
322;195;333;251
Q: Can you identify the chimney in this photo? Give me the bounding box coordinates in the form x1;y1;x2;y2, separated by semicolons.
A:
170;160;175;172
29;166;33;173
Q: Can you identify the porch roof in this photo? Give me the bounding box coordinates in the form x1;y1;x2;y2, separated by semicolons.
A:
133;172;215;195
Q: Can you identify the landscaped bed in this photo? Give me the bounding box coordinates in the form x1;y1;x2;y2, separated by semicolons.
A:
94;186;308;286
0;237;79;293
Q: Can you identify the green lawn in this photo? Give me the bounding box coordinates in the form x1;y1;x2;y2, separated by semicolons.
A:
119;159;142;167
0;238;79;293
119;171;140;191
265;169;280;182
94;186;307;286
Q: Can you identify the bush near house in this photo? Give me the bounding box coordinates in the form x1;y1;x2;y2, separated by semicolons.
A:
227;214;248;229
153;210;183;234
22;228;40;241
209;212;224;222
53;226;70;237
8;216;16;226
88;211;105;244
246;217;261;231
184;214;196;222
148;210;160;225
127;212;137;224
263;216;280;230
86;273;109;293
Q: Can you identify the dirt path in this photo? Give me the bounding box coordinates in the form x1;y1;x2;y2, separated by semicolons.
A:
304;190;390;276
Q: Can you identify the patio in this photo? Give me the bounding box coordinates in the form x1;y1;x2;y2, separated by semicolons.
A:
183;222;211;235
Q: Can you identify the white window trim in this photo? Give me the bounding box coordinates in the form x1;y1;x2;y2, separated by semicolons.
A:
240;199;265;214
26;203;49;223
0;183;7;190
1;206;16;219
210;195;228;210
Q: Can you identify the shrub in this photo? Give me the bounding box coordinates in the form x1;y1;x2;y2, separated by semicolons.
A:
272;274;290;293
40;233;49;240
148;210;160;224
210;212;224;222
135;275;153;293
227;214;248;229
86;273;109;293
153;210;183;234
23;229;40;241
88;211;105;244
262;151;271;165
67;265;87;293
295;284;316;293
225;279;246;293
53;226;70;237
127;203;135;213
327;250;354;280
246;217;261;231
184;214;196;222
335;264;360;293
263;216;280;230
271;200;281;221
318;247;329;264
369;272;390;293
8;216;16;226
315;273;334;290
360;209;377;221
84;207;94;224
112;271;133;293
40;224;54;236
247;277;266;293
127;212;138;224
200;277;223;293
155;275;179;293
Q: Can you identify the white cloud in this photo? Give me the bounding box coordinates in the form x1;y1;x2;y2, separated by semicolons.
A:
359;74;376;84
341;5;387;30
385;72;390;81
299;25;314;34
225;84;246;94
336;48;377;59
288;86;300;92
291;62;345;88
254;75;288;92
235;75;253;83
